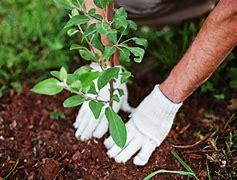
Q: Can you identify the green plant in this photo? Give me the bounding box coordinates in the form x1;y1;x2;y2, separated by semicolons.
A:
50;108;66;120
31;0;147;148
144;150;198;180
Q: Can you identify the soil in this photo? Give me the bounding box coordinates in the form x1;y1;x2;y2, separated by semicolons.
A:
0;63;234;179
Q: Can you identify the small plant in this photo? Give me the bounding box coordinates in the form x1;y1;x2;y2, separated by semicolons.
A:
50;108;66;120
31;0;147;148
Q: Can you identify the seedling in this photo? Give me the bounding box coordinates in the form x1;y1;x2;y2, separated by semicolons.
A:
50;108;66;120
31;0;147;148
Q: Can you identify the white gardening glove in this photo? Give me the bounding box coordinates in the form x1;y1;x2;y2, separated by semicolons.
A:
73;64;133;141
104;85;182;166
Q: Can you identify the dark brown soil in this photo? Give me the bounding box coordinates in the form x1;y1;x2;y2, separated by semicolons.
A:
0;64;234;179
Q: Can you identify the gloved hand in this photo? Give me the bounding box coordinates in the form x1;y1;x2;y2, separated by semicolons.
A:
104;85;182;166
73;64;133;141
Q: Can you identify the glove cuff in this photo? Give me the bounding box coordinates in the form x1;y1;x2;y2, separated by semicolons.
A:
132;85;182;145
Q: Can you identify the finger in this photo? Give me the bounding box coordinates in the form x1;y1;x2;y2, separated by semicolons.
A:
114;137;143;164
107;144;122;158
104;136;114;149
75;112;91;139
80;115;101;141
133;140;156;166
106;131;135;158
93;117;108;139
73;105;87;129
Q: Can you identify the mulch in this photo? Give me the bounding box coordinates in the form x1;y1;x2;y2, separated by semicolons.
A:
0;64;231;179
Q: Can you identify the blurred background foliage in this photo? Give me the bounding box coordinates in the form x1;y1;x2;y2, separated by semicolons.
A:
0;0;236;99
0;0;71;97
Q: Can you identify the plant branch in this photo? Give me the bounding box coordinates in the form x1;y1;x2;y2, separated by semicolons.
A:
77;25;96;55
63;83;109;104
109;80;115;107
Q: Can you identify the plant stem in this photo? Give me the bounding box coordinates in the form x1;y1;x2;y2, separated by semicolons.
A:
109;80;115;107
105;3;116;108
63;83;109;104
77;25;96;56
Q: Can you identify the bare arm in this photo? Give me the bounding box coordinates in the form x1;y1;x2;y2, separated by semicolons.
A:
160;0;237;103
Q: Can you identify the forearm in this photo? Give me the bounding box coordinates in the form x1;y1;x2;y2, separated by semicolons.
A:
160;0;237;103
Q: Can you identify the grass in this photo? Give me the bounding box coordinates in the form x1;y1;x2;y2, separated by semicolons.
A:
195;112;237;179
144;150;198;180
0;0;71;97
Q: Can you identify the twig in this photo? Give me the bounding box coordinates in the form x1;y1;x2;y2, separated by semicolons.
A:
3;159;19;179
172;132;215;149
109;80;115;107
77;25;96;56
63;83;109;104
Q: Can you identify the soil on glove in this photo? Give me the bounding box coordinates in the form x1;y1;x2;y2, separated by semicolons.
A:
0;63;234;179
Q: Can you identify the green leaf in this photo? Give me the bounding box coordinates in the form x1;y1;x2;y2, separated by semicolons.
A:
89;100;104;119
117;89;124;97
92;33;104;52
67;28;79;37
71;8;79;16
63;95;85;108
119;48;130;62
144;169;196;180
120;71;132;83
88;82;97;95
50;71;60;79
31;78;63;96
96;21;110;35
64;15;90;28
112;94;120;102
88;8;96;15
79;49;95;61
105;107;127;148
79;72;101;91
132;37;148;49
128;20;137;30
93;0;111;9
69;80;81;90
107;29;117;43
128;47;145;63
104;46;116;61
67;74;79;85
54;0;73;9
82;24;97;40
59;67;67;82
97;67;120;90
113;8;128;29
74;65;92;75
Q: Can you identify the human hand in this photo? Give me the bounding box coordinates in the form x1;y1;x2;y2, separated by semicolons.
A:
104;85;182;165
73;64;133;141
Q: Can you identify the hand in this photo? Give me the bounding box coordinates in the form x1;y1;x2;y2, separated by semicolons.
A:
104;85;182;166
73;64;133;141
